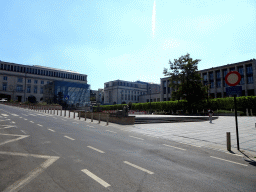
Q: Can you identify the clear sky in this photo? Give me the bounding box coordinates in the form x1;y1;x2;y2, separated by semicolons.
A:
1;0;256;90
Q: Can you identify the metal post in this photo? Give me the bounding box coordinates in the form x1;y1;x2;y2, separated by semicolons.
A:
74;111;75;119
79;112;81;120
65;110;66;117
106;116;109;125
98;114;100;124
85;112;86;121
54;109;55;115
60;110;62;116
57;109;58;116
69;110;70;118
91;113;93;122
227;132;231;151
48;108;49;113
234;95;240;150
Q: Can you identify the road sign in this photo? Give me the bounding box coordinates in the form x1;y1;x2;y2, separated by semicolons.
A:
225;71;241;86
226;86;242;96
64;95;69;100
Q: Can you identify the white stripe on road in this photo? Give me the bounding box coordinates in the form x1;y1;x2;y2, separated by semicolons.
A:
106;130;117;133
21;130;26;134
48;129;55;132
81;169;111;188
210;156;247;166
1;114;9;116
30;121;34;123
64;135;75;140
37;124;43;127
163;144;186;151
225;152;243;157
123;161;154;174
87;146;105;153
11;121;15;124
129;136;144;140
24;119;27;120
19;117;22;118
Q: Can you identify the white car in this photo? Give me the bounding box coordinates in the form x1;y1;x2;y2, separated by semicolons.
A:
0;98;7;102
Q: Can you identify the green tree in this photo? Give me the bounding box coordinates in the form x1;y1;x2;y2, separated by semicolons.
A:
163;53;207;112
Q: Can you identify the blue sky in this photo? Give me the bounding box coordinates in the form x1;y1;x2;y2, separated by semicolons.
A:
1;0;256;90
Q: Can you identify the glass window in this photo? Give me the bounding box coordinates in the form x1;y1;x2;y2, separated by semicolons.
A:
2;83;7;91
27;86;31;93
40;87;43;94
230;67;235;72
223;69;228;78
247;76;254;84
246;65;253;74
216;80;221;88
34;86;37;93
27;79;31;83
203;74;207;81
16;85;23;92
125;95;127;100
17;78;23;83
209;72;214;80
238;66;244;75
34;80;38;84
41;81;44;84
239;77;244;85
210;81;214;88
216;71;220;79
3;76;7;81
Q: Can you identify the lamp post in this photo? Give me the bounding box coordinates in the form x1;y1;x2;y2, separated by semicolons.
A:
149;87;151;114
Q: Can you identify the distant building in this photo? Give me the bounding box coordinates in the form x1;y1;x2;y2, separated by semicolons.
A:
161;59;256;101
0;61;90;108
104;80;160;105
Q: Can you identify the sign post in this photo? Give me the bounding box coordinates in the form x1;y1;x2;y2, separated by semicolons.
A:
225;71;241;150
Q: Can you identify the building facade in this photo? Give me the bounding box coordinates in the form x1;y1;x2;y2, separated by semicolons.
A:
0;61;90;107
161;59;256;101
104;80;160;105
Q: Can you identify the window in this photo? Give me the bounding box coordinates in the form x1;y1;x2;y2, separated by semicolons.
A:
209;72;214;80
216;80;221;88
27;79;31;83
247;76;254;84
27;86;31;93
246;65;253;74
40;87;44;94
3;76;7;81
230;67;235;72
34;80;38;84
34;86;37;93
16;85;23;92
216;71;220;79
239;77;244;85
238;66;244;75
3;83;7;91
17;78;23;83
210;81;214;88
35;69;37;74
41;81;44;84
125;95;127;100
223;69;228;78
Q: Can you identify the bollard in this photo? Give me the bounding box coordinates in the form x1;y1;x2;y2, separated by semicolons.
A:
54;109;55;115
74;111;75;119
65;110;66;117
84;112;86;121
98;114;100;124
51;108;52;114
48;108;49;113
91;113;93;122
251;109;253;116
246;108;249;116
79;112;81;120
57;109;58;116
69;111;70;118
60;110;62;116
106;116;109;126
227;132;231;151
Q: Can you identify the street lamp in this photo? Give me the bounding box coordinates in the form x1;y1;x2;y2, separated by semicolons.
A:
149;87;151;114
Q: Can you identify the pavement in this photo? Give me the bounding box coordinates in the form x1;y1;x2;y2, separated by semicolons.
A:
121;114;256;158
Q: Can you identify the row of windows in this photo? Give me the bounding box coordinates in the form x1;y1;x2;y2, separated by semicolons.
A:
2;76;49;84
0;63;86;81
106;82;140;88
2;83;44;94
204;76;253;88
203;65;253;81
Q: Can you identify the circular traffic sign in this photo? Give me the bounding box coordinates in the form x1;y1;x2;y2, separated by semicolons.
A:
225;71;241;86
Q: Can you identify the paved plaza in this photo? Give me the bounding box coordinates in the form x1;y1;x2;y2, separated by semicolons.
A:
123;115;256;158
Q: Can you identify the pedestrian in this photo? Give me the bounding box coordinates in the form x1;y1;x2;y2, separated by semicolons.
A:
208;109;214;123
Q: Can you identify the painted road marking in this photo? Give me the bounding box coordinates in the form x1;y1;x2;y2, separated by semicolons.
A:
24;119;27;120
163;144;186;151
64;135;75;140
0;151;59;192
37;124;43;127
11;113;19;116
48;129;55;132
225;152;243;157
123;161;154;174
30;121;34;123
129;136;144;140
1;114;9;116
87;146;105;153
19;117;22;118
106;130;117;133
0;133;29;146
11;121;15;124
21;130;26;134
210;156;247;166
81;169;110;188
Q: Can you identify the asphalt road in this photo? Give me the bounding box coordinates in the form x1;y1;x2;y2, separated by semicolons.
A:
0;104;256;192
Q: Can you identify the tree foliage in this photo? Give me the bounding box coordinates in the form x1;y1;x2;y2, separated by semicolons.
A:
163;53;207;110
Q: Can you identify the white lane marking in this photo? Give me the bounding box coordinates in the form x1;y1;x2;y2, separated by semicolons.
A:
123;161;154;174
225;152;243;157
48;129;55;132
37;124;43;127
186;143;201;148
1;151;59;192
129;136;144;140
21;130;26;134
1;114;9;116
106;130;117;133
87;146;105;153
0;133;29;146
210;156;247;166
11;114;19;116
24;119;27;120
163;144;186;151
0;125;16;130
19;117;22;118
81;169;111;188
11;121;15;124
30;121;34;123
64;135;75;141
